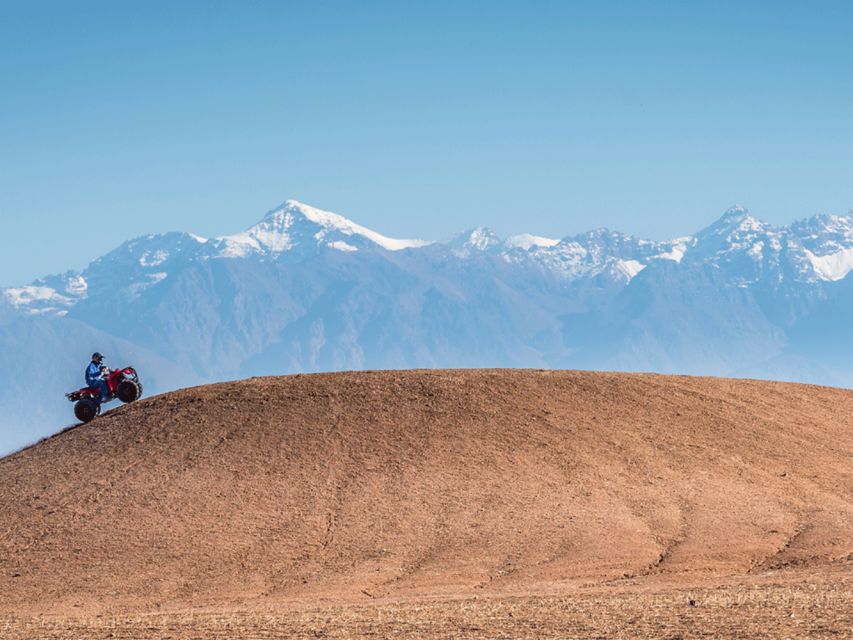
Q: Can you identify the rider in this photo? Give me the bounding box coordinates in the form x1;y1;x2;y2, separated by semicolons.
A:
85;352;110;403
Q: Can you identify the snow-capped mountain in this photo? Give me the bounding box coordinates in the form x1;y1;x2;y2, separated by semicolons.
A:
2;199;852;454
211;200;431;259
791;213;853;281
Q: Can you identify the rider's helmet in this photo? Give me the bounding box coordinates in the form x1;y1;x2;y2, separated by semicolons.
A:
92;352;104;363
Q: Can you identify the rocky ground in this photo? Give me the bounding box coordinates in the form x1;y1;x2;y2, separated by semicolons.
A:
1;370;850;638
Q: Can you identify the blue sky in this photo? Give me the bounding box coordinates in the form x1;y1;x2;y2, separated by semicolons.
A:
1;1;852;286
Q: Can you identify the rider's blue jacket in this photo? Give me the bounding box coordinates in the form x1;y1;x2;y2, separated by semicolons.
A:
86;362;104;387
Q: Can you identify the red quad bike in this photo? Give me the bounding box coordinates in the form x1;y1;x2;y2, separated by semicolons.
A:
65;367;143;423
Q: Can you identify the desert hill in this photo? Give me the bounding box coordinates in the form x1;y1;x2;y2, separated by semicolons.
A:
0;369;851;616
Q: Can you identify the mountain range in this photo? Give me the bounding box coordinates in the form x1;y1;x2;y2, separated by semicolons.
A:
2;199;852;453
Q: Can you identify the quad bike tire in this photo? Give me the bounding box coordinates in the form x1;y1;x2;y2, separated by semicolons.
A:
74;398;101;423
116;379;142;404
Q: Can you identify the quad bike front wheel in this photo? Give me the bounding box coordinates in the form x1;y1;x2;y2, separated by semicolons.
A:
74;398;101;423
116;379;142;403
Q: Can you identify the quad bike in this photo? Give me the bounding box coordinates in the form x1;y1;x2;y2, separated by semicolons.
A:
65;366;143;423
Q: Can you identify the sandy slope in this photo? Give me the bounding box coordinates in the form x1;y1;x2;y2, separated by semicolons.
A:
0;370;850;635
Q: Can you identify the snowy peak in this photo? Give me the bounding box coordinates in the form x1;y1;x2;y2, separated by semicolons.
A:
504;234;560;251
2;270;88;316
653;236;694;264
791;212;853;281
791;212;853;254
721;204;751;221
500;229;664;284
83;232;208;299
689;207;853;285
688;206;779;277
101;232;207;267
449;227;503;255
699;205;768;240
214;200;431;258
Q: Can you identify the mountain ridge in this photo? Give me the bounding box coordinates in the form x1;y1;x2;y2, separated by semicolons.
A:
7;201;853;319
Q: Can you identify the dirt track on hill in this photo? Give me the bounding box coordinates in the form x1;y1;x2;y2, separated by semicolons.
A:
0;370;851;638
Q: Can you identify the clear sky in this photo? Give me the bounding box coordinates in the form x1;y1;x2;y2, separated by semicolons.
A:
1;1;852;286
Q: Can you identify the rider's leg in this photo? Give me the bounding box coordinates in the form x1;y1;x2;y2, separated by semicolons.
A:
90;380;109;403
98;380;110;403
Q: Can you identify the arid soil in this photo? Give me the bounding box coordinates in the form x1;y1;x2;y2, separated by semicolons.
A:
1;370;851;638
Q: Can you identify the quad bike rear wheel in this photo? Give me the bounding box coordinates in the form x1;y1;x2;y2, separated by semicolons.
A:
116;379;142;403
74;398;101;423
